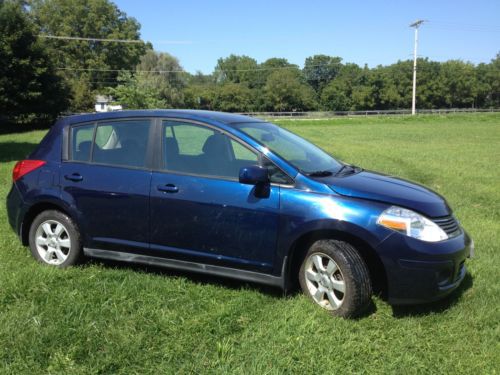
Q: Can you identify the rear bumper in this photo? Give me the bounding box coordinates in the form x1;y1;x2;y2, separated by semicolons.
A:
377;230;473;305
6;183;24;237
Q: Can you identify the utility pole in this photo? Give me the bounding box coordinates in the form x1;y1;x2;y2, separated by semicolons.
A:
410;20;424;115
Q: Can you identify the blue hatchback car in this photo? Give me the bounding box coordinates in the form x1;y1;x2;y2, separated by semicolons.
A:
7;110;473;317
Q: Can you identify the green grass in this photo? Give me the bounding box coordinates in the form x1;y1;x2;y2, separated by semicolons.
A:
1;113;499;373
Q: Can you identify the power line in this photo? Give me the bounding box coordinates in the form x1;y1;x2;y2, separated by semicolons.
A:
55;65;305;73
57;67;185;73
55;51;494;77
38;34;192;44
51;45;494;77
54;59;384;74
427;21;500;33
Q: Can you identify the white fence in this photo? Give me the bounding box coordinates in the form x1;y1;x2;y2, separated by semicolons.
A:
240;108;500;119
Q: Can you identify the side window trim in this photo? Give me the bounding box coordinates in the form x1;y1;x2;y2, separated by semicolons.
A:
261;155;295;186
62;123;69;161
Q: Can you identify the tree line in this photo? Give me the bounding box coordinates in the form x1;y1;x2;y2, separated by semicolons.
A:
1;0;499;126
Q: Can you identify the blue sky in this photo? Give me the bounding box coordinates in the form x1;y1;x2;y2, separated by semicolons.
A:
114;0;500;73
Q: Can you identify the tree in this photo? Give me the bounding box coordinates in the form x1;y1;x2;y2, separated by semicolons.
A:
321;63;363;110
212;83;254;112
29;0;149;111
476;53;500;108
260;57;296;69
110;71;165;109
0;1;68;125
256;57;297;87
214;55;259;88
264;69;317;111
351;85;375;110
412;59;442;108
303;55;343;93
135;50;187;107
437;60;478;108
183;84;216;110
188;71;215;86
367;66;403;110
109;51;188;109
321;80;352;111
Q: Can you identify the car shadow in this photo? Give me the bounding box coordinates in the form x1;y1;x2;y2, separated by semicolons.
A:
85;258;380;319
83;258;473;319
0;142;38;162
86;258;285;298
86;258;381;318
391;273;474;318
282;286;379;319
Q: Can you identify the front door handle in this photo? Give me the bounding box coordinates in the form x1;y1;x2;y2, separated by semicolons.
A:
64;173;83;182
157;184;179;193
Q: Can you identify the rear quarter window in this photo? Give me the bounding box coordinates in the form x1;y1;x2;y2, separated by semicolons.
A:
71;124;95;162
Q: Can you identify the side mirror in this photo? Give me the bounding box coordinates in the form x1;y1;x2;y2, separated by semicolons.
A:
239;165;270;185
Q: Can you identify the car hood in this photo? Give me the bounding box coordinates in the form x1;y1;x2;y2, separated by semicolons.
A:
321;170;450;217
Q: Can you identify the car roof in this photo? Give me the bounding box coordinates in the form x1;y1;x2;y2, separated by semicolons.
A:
61;110;265;126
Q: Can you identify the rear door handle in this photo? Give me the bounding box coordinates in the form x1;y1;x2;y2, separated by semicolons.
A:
157;184;179;193
64;173;83;182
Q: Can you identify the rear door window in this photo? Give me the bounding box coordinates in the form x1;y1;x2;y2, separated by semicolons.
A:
91;119;152;168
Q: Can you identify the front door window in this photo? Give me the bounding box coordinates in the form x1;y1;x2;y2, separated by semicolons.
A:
162;121;258;178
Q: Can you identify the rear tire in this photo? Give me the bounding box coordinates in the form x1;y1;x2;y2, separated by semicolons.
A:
299;239;372;318
28;210;83;268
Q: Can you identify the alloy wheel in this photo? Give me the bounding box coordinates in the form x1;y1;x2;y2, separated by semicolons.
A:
34;220;71;265
304;252;346;310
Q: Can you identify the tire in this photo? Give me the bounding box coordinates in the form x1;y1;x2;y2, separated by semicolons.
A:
28;210;83;268
299;239;372;318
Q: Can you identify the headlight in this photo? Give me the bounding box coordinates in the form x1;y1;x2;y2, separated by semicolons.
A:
377;206;448;242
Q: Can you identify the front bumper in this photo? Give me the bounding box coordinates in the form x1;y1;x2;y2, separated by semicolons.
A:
376;229;473;305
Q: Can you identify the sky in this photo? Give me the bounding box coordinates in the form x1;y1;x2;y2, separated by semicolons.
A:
113;0;500;74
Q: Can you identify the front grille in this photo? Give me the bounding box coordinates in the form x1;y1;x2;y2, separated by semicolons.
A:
432;215;461;237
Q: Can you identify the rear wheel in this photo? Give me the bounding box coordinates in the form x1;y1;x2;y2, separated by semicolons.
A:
299;239;372;318
29;210;82;268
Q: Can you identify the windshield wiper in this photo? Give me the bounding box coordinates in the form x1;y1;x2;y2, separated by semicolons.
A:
307;170;333;177
335;164;359;176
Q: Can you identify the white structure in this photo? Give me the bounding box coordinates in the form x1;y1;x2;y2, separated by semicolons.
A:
410;19;425;115
95;95;122;112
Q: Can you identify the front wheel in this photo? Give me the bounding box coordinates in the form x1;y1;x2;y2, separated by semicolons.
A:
28;210;83;268
299;239;372;318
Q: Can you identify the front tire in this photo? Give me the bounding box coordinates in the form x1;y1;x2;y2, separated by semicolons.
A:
28;210;82;268
299;239;372;318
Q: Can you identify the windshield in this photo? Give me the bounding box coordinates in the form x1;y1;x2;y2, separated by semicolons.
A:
234;122;342;174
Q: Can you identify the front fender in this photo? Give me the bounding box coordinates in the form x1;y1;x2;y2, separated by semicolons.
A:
276;188;393;274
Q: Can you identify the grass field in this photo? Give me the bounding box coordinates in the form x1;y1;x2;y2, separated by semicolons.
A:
1;113;499;373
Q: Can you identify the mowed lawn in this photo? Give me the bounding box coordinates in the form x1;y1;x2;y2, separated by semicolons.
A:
0;113;499;373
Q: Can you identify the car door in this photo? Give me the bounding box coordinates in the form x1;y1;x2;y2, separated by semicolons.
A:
61;118;154;253
149;119;281;273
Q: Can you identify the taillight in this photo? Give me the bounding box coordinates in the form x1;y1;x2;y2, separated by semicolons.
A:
12;160;46;181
